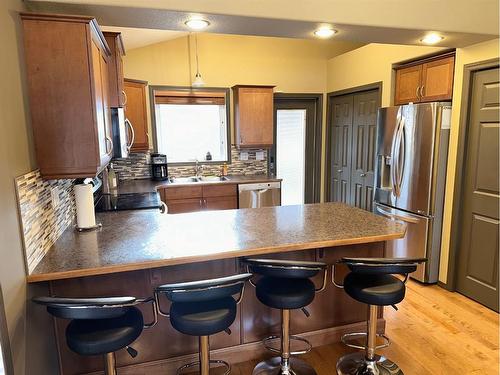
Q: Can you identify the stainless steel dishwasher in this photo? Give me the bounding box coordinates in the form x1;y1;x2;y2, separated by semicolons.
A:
238;182;281;208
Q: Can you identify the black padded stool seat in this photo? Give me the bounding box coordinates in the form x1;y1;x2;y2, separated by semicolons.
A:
256;277;315;309
344;273;405;306
170;297;236;336
66;307;144;356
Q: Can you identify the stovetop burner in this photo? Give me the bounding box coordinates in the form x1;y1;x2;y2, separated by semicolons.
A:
95;192;161;212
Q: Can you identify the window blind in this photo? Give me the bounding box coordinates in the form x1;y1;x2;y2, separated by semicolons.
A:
154;89;226;105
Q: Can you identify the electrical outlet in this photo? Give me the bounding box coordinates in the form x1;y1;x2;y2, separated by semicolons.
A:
50;186;60;208
240;151;249;161
256;151;265;161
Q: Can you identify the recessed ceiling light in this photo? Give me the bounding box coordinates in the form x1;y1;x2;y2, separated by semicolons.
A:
185;18;210;31
421;33;444;44
314;27;337;38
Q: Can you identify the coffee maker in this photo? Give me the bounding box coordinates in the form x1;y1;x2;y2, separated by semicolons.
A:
151;153;168;181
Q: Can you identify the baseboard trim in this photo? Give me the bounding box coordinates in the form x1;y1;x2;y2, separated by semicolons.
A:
86;319;385;375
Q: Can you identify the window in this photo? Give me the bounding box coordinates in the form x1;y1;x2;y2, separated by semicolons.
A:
152;87;230;164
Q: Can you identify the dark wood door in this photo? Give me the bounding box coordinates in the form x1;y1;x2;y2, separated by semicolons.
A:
421;56;455;102
350;90;379;211
456;67;499;311
124;79;150;152
394;64;422;105
329;94;353;204
270;97;322;204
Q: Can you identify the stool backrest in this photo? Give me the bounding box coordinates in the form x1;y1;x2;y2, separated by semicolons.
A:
156;273;252;303
244;259;327;279
340;257;427;275
32;296;138;320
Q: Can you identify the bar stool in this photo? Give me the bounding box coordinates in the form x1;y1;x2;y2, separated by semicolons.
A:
332;257;426;375
154;273;252;375
244;259;328;375
32;296;157;375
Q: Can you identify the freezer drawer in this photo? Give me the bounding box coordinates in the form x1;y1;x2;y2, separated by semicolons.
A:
375;203;437;283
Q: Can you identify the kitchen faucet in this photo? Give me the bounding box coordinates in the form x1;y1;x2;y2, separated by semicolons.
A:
194;159;203;178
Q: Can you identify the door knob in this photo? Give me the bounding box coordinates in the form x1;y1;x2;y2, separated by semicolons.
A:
337;169;342;173
360;173;366;177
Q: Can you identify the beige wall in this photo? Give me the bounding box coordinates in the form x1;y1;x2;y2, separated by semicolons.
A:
123;33;356;199
1;1;60;374
0;1;30;373
439;38;500;283
326;40;500;284
326;43;445;104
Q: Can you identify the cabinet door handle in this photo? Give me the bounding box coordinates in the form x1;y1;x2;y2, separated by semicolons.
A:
125;118;135;151
415;86;421;100
420;85;425;99
122;90;127;106
105;136;113;156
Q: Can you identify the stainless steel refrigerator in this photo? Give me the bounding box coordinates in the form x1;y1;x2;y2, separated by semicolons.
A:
374;102;451;283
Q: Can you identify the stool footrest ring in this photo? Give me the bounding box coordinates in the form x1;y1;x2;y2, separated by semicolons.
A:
177;359;230;375
263;334;313;355
341;332;390;350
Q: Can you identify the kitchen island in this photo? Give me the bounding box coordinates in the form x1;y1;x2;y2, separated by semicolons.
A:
30;203;405;375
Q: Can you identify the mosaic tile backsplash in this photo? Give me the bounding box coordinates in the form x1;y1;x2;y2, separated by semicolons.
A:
112;146;269;180
15;170;75;273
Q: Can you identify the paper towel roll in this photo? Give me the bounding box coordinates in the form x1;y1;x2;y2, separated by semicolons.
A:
74;183;96;229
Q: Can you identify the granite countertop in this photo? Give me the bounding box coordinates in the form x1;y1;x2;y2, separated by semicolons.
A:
28;202;405;283
116;175;282;194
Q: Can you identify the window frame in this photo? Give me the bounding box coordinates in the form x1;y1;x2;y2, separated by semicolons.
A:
149;85;231;166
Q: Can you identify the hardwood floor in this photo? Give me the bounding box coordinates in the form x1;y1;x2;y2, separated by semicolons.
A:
232;281;499;375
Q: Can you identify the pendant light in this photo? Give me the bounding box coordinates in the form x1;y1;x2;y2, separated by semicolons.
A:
192;34;204;87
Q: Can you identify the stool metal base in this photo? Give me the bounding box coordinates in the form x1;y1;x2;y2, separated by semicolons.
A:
253;357;317;375
336;353;403;375
177;359;231;375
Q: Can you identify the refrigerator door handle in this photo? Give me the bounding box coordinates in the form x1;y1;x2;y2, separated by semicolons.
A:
390;116;402;197
375;204;420;224
396;117;406;193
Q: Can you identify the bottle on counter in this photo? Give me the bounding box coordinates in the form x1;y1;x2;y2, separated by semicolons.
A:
221;162;228;176
108;163;118;194
206;151;212;161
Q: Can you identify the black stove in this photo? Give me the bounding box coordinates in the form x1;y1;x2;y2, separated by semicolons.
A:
95;192;161;212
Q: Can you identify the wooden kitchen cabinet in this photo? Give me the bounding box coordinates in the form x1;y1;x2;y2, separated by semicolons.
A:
233;85;275;148
124;78;150;152
394;53;455;105
21;13;113;179
103;32;125;107
161;184;237;214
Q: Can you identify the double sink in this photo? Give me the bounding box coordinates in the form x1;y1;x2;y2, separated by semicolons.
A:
168;176;230;184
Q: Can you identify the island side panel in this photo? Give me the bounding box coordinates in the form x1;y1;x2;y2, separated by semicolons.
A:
49;259;240;375
48;242;384;375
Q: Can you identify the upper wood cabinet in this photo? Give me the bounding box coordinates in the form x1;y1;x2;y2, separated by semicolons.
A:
232;85;275;148
394;54;455;105
21;13;113;179
124;79;150;152
103;32;126;107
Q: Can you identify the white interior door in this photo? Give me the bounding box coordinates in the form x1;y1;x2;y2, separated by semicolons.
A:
276;109;307;205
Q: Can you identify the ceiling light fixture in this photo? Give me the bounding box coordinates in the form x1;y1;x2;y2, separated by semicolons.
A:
314;27;337;38
185;18;210;31
192;34;205;87
420;33;444;44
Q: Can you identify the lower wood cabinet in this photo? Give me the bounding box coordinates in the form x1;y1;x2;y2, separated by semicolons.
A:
160;184;237;214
